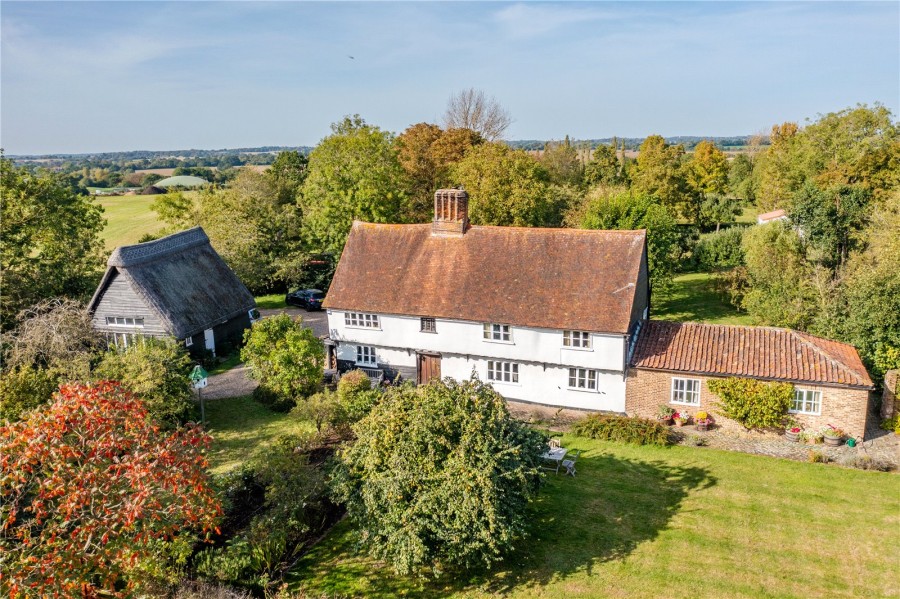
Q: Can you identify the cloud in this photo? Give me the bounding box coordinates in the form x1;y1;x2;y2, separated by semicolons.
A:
493;3;613;39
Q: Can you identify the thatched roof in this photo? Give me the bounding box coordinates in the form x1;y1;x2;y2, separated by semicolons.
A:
89;227;255;339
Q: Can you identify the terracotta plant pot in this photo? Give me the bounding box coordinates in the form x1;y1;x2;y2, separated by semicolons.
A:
785;430;800;443
823;435;843;447
674;419;686;427
696;422;709;432
658;417;673;426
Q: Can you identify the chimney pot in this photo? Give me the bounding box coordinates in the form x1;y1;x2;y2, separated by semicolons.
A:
432;188;469;236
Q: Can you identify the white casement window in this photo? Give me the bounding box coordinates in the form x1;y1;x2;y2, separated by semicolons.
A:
108;331;143;349
185;337;194;347
483;323;511;342
356;345;377;366
106;316;145;328
487;360;519;383
568;368;598;390
671;377;701;405
791;388;822;415
345;312;380;329
563;330;591;349
420;317;436;333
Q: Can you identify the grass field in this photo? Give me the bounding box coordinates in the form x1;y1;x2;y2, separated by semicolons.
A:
95;194;166;249
255;294;288;310
287;435;898;598
653;272;752;325
204;395;313;474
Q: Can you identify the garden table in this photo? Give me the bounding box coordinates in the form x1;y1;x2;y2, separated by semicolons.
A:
540;446;568;474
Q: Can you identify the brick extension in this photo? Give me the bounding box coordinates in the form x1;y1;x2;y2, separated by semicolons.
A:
625;321;875;439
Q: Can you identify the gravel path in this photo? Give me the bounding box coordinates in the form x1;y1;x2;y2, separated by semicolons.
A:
676;420;899;468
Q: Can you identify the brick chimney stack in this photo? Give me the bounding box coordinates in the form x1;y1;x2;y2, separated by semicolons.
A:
432;188;469;236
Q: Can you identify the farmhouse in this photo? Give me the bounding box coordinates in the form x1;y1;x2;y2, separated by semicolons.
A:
325;188;876;437
88;227;258;357
626;321;875;438
324;189;650;412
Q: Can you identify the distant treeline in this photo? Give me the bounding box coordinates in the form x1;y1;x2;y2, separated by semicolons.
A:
508;136;763;151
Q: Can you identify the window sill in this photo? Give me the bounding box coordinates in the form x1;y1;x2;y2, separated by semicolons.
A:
420;330;438;334
345;326;382;331
671;400;700;406
355;362;378;368
567;386;599;393
487;379;521;387
482;339;514;345
788;409;821;416
562;346;593;352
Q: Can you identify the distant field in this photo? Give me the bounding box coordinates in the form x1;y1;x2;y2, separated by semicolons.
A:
95;194;166;249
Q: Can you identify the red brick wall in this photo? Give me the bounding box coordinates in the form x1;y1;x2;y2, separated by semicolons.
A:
625;368;872;438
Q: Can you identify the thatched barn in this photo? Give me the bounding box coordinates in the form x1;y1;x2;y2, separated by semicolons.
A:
88;227;258;357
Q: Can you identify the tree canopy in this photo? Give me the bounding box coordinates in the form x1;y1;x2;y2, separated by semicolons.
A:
451;142;556;227
330;377;545;575
301;115;408;254
0;158;106;330
1;382;221;597
575;187;680;292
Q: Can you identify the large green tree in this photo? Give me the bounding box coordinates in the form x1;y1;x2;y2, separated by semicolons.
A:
538;136;584;187
630;135;692;216
451;142;557;226
301;115;408;254
575;187;680;292
0;158;106;330
241;314;325;406
790;182;872;270
741;222;816;330
330;377;545;575
584;141;623;187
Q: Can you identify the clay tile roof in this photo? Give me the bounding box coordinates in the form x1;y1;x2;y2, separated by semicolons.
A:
630;321;873;389
757;208;787;221
323;222;647;334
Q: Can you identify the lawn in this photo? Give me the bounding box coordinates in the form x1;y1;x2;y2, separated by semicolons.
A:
287;436;899;598
204;395;314;474
653;272;753;325
95;194;166;249
255;293;288;310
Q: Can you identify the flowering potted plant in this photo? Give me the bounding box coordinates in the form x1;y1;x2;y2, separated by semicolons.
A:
672;410;689;427
656;405;676;425
822;425;845;447
784;417;802;442
694;411;711;432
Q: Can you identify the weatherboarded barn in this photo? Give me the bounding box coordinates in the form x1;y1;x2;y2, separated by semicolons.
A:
625;321;875;438
88;227;257;357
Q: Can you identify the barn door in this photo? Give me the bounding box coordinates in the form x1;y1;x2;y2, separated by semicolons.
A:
417;353;441;385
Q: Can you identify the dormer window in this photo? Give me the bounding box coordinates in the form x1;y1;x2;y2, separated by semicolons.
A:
563;330;591;349
483;323;511;342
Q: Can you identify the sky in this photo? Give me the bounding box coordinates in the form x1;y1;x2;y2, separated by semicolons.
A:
1;1;898;155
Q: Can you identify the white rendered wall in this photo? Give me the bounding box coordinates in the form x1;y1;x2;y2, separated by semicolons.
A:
328;311;628;411
328;312;627;370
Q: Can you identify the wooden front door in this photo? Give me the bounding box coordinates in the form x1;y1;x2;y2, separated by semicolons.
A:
417;353;441;385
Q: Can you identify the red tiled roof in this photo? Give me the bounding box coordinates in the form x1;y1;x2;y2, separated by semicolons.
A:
630;321;873;388
757;208;787;221
323;221;647;334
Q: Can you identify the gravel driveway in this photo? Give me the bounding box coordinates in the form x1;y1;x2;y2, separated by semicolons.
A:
203;307;329;400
